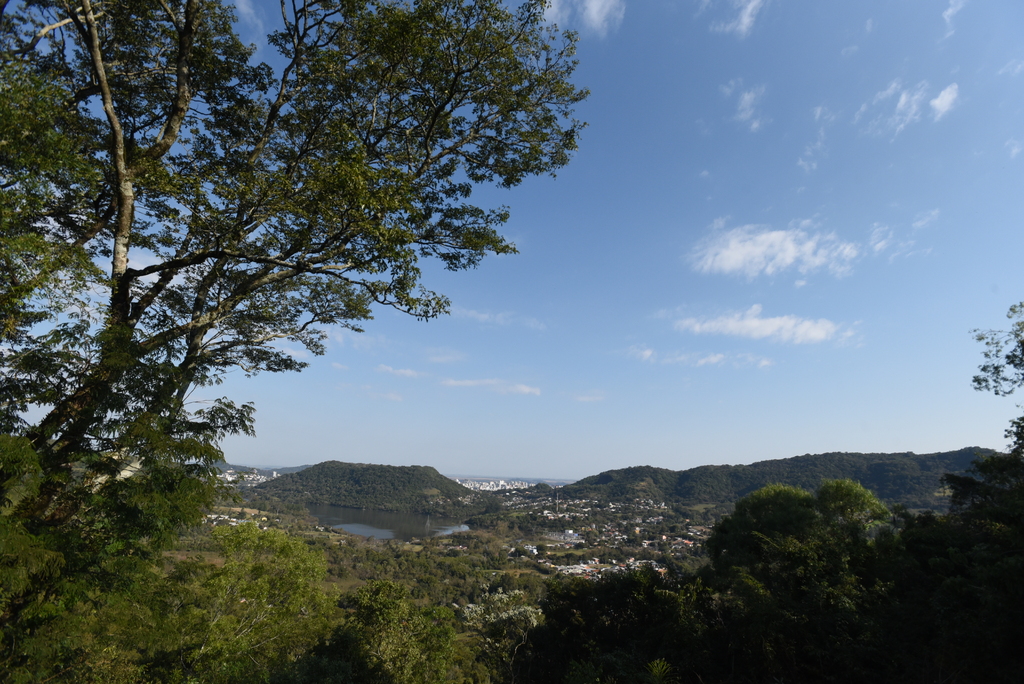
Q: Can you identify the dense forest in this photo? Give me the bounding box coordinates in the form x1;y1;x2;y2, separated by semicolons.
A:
560;447;987;512
5;450;1024;683
254;461;491;516
244;449;984;528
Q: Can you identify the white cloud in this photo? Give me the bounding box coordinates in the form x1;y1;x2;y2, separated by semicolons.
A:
912;209;940;229
331;330;387;350
546;0;625;36
628;345;656;362
813;106;836;123
280;346;309;359
331;362;348;370
693;221;859;278
798;121;829;173
675;305;841;344
869;224;893;253
1007;138;1022;159
942;0;967;37
891;83;929;134
737;353;774;368
841;45;859;57
721;80;767;132
999;60;1024;76
442;378;499;388
712;0;767;39
574;392;605;402
454;307;546;330
797;158;816;172
377;364;421;378
869;222;921;260
735;85;767;131
426;348;465;364
506;384;542;396
631;347;771;368
865;18;874;33
234;0;265;32
930;83;958;121
441;378;540;395
857;80;930;137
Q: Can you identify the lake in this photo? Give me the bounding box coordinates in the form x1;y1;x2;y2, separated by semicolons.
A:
306;504;469;541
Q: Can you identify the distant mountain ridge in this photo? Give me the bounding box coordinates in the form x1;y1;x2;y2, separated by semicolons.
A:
253;460;487;515
560;447;992;511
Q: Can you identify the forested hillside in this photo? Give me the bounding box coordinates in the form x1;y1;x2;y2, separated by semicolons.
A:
255;461;491;515
561;447;987;511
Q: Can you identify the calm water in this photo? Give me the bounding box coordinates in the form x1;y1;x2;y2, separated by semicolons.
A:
306;504;469;541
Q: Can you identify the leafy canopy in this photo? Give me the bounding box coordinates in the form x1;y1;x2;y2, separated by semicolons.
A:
0;0;584;669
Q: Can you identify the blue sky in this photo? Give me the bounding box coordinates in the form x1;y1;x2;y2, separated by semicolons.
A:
222;0;1024;479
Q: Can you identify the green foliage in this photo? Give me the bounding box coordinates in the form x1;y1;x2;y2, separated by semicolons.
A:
528;569;713;684
1;0;584;676
462;590;542;683
288;579;457;684
703;481;890;680
972;301;1024;396
255;461;491;515
97;524;333;683
559;448;984;512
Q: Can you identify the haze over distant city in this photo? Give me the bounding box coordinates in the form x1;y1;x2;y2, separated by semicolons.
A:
220;0;1024;480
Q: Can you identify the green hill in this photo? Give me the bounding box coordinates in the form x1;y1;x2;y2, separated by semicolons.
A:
253;461;489;515
559;447;992;511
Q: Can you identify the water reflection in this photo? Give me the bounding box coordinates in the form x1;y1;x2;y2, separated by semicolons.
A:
306;504;469;541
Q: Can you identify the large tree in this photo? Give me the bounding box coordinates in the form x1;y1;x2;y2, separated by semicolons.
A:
0;0;584;669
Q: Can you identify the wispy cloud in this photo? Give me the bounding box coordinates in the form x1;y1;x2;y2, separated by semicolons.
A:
454;307;546;331
930;83;958;121
798;107;835;171
693;220;858;278
813;106;836;123
912;209;940;229
942;0;967;37
1007;139;1022;159
631;346;773;368
280;346;310;360
330;330;387;351
377;364;422;378
546;0;625;36
441;378;541;395
737;353;775;368
856;80;930;138
426;348;465;364
869;222;922;260
712;0;767;39
869;224;893;254
675;305;841;344
628;345;656;362
721;80;768;132
999;60;1024;76
235;0;264;30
